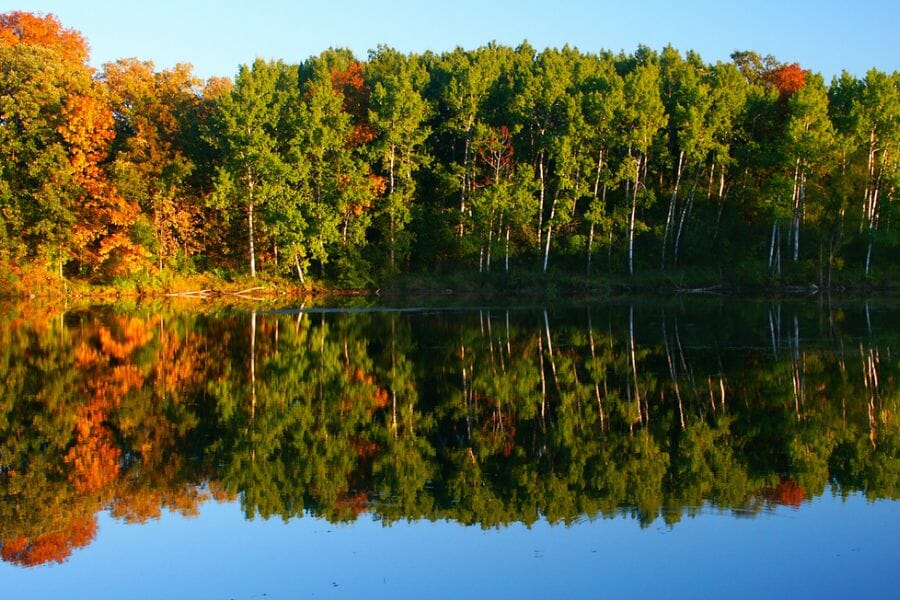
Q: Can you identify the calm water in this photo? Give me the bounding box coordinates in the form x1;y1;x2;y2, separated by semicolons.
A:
0;298;897;598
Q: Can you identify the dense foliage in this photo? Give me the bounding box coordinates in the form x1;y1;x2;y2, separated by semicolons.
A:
0;301;896;566
1;12;898;288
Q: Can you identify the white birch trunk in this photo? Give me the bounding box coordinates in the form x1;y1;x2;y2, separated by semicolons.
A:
505;225;510;272
294;253;305;284
587;222;595;276
769;219;778;270
537;153;545;250
460;136;469;238
486;216;494;272
792;158;801;262
628;156;640;276
663;150;685;268
389;146;396;269
542;193;557;273
248;192;256;278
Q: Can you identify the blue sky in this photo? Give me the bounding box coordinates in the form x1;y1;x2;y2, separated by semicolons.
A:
9;1;900;81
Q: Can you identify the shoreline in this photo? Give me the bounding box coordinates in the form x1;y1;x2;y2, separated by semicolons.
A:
1;271;897;304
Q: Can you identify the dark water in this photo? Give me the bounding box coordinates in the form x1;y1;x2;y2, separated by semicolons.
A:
0;298;897;598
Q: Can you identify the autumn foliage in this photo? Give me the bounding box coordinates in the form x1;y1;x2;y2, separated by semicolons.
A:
767;478;807;507
768;62;807;96
0;11;88;64
60;91;148;275
1;11;147;277
0;517;97;567
0;313;220;566
331;61;376;147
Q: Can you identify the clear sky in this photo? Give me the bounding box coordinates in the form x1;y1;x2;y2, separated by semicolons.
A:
8;0;900;81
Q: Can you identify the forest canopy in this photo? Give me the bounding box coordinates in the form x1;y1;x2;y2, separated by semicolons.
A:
0;11;897;289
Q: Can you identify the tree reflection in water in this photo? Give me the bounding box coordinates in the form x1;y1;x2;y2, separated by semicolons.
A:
0;300;895;566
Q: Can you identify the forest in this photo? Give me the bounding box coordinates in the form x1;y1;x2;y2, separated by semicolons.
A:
0;11;898;292
0;301;895;566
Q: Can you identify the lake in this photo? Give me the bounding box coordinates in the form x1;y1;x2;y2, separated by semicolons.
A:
0;297;897;598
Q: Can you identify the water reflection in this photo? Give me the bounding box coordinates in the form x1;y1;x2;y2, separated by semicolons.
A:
0;300;896;567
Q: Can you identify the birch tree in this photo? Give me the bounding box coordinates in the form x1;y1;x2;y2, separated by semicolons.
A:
660;49;714;267
785;73;835;263
579;55;625;275
367;46;431;271
209;59;291;278
437;46;502;241
621;61;667;275
852;69;900;275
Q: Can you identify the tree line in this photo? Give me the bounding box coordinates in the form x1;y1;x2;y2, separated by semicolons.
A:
0;301;895;566
1;11;898;288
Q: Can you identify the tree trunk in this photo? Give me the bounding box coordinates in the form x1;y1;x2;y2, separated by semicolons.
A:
587;222;595;277
389;145;396;269
390;212;396;270
791;158;801;262
542;192;558;273
769;219;778;270
486;215;494;272
389;145;396;196
714;164;727;240
674;172;700;266
865;241;873;276
294;253;305;284
537;152;545;250
505;225;510;273
775;228;781;275
587;150;604;277
460;136;469;238
863;146;886;275
663;150;684;268
628;156;641;276
861;128;876;234
248;197;256;278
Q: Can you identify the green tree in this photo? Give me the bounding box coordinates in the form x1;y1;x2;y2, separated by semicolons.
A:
852;69;900;275
209;59;294;278
437;45;505;245
366;46;431;271
621;60;667;274
294;51;376;282
579;54;625;275
0;44;77;269
784;73;835;263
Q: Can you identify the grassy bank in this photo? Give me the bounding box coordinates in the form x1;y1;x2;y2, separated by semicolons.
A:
2;258;896;305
